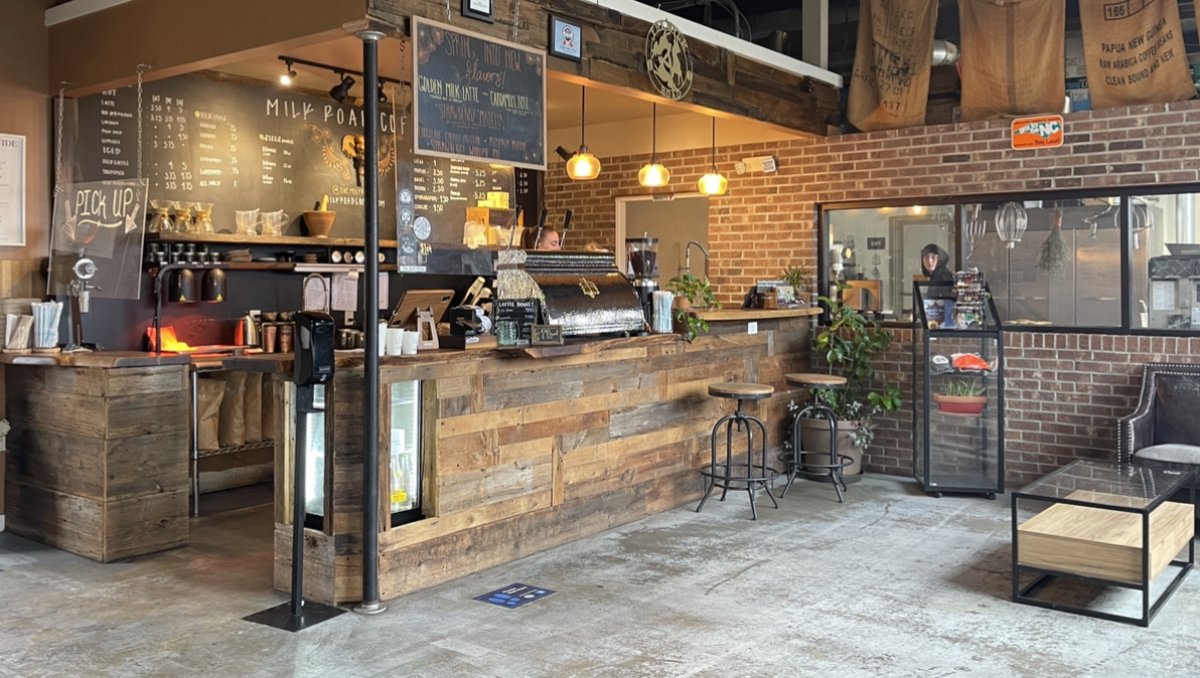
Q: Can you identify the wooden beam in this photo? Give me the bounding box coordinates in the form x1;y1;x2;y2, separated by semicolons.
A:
368;0;840;136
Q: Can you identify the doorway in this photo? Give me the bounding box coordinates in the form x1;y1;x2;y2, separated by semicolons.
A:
615;194;710;285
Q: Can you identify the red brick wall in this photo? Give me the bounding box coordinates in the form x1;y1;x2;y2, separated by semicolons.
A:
547;99;1200;486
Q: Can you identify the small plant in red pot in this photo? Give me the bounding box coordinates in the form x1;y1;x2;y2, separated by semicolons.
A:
933;379;987;415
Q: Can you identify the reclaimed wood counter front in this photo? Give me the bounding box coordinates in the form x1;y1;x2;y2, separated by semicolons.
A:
271;316;815;604
3;354;192;562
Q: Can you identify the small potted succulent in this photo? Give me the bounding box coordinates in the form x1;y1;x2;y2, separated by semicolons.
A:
932;379;987;415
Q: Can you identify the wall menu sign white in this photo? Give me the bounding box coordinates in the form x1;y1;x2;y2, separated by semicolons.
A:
0;133;25;247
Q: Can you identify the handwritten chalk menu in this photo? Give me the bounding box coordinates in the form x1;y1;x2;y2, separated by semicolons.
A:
413;18;546;170
74;74;396;240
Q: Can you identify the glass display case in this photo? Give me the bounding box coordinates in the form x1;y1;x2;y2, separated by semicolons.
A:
912;277;1005;498
389;380;424;526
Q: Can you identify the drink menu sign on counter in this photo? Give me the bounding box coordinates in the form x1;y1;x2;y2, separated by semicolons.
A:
413;18;546;170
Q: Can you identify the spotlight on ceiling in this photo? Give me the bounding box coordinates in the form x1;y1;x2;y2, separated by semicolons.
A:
279;60;297;86
329;73;355;103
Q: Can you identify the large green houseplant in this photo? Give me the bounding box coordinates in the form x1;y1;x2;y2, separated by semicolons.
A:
796;284;902;476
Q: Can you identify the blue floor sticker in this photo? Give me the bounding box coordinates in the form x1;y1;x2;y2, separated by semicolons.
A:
475;583;554;609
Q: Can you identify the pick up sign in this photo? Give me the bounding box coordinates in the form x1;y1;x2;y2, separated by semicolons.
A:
1011;115;1064;150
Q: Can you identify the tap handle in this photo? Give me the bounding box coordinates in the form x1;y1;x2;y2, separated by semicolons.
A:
560;209;573;247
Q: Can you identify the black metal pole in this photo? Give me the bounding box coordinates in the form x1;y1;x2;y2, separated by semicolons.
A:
356;29;386;615
291;385;310;620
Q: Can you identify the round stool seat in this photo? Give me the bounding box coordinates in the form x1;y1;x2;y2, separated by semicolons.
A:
709;382;774;400
785;372;847;388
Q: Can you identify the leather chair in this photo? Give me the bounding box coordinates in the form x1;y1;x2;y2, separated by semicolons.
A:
1118;363;1200;467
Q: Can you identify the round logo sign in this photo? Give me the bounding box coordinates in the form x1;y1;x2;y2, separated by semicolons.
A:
645;20;693;101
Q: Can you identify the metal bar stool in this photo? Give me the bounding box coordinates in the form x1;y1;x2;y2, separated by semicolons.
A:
696;382;779;520
780;372;853;502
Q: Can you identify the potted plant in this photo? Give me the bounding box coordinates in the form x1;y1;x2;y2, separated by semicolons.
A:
798;286;902;477
781;264;813;305
666;271;720;342
933;379;987;415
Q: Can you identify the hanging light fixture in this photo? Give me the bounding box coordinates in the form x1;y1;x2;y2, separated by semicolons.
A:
566;86;601;181
638;102;670;187
697;117;727;196
280;60;297;86
329;73;355;103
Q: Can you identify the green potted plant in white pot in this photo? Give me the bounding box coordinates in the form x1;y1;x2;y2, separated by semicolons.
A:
798;286;902;478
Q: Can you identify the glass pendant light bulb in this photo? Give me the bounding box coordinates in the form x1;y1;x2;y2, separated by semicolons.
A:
567;147;601;180
566;86;600;181
698;170;728;195
697;117;726;195
638;103;670;187
639;162;670;187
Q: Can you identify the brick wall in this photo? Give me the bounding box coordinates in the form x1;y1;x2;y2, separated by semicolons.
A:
547;99;1200;486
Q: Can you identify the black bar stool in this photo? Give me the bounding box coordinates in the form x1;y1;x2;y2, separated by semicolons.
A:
780;372;852;502
696;382;779;520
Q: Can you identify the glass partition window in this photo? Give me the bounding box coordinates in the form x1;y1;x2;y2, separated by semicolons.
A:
825;206;956;322
964;198;1123;328
1134;193;1200;330
822;189;1200;333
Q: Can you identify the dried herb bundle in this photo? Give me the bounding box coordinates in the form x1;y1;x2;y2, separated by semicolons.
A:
1038;207;1068;278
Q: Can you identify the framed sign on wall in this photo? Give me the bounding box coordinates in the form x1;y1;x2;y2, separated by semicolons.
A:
549;15;583;61
0;133;25;247
461;0;493;23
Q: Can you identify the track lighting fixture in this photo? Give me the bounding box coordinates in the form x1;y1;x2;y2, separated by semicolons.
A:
280;60;297;86
329;73;355;103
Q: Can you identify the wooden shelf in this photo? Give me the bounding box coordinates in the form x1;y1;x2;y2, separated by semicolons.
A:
694;307;822;321
148;232;399;248
197;438;274;459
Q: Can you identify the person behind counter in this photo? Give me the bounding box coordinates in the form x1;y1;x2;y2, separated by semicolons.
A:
920;243;953;283
521;227;561;250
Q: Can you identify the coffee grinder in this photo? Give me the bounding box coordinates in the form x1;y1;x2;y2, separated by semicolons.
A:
625;236;659;329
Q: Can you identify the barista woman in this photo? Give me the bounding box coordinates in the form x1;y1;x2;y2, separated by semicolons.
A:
521;226;561;250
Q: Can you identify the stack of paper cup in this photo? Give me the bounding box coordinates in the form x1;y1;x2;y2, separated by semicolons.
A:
386;327;404;356
652;291;675;334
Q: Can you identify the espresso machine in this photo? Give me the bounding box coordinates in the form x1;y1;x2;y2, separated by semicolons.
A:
625;237;659;328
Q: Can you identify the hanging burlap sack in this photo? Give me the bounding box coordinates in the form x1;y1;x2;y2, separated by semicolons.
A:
243;372;263;442
217;371;246;448
959;0;1066;121
1079;0;1194;109
847;0;939;131
197;377;225;451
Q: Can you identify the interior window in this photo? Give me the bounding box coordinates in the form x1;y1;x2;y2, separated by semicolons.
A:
1137;193;1200;330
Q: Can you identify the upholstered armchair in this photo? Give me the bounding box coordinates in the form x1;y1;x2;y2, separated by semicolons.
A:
1118;363;1200;467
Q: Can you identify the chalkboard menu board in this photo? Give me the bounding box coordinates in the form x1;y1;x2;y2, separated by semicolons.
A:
413;18;546;170
72;72;515;262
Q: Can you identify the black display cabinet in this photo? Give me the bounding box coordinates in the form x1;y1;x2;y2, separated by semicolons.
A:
912;276;1004;498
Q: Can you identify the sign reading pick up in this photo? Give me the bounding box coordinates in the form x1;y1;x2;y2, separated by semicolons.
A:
413;17;547;170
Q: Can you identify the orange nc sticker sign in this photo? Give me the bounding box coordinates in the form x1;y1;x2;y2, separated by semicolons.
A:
1011;115;1064;150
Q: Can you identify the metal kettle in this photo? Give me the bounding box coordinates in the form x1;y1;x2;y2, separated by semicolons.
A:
236;313;260;346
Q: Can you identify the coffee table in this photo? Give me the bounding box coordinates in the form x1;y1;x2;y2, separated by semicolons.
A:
1012;460;1195;626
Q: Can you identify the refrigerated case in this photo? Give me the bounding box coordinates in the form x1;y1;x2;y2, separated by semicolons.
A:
291;379;425;530
912;280;1005;498
388;380;423;526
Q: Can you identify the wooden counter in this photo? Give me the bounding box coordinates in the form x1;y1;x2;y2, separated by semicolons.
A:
270;316;818;604
4;357;191;561
694;307;822;322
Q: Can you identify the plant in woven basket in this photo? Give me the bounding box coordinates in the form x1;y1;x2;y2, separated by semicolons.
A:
1038;206;1068;278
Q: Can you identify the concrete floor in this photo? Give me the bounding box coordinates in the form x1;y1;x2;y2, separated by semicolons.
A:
1;475;1197;678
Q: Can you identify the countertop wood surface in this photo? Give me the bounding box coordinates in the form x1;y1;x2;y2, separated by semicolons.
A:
694;307;821;321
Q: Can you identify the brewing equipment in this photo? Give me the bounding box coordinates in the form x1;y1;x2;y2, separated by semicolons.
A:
626;236;659;326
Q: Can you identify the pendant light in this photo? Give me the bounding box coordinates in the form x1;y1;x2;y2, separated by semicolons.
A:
638;103;670;187
697;117;727;196
566;86;601;181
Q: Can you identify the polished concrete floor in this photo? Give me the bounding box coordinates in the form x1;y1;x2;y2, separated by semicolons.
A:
1;475;1197;678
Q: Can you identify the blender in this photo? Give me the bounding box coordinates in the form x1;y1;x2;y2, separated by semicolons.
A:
625;236;659;329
